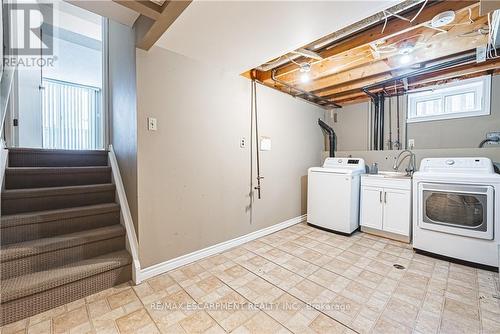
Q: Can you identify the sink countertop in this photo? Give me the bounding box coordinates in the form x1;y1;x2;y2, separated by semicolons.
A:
362;171;412;179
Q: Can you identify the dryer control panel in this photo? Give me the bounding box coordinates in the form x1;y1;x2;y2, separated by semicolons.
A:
419;157;494;174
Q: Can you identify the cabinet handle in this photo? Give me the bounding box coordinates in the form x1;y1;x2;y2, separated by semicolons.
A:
379;191;383;203
384;192;387;203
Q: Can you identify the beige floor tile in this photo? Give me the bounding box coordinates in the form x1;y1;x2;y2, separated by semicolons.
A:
7;223;500;334
107;289;140;310
87;298;111;319
233;311;286;334
1;319;28;334
52;306;89;334
382;297;420;328
178;311;216;333
415;310;441;334
27;320;51;334
351;313;376;334
28;306;66;327
373;316;412;334
115;308;155;334
308;313;347;333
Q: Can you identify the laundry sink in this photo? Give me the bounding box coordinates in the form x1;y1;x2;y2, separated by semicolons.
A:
366;171;411;179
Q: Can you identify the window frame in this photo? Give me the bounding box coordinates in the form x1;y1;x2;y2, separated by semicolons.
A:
407;75;491;123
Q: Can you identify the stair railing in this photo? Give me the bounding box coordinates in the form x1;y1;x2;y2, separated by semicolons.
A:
0;64;18;189
108;145;141;284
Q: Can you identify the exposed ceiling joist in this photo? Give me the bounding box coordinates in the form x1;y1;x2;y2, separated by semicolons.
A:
113;0;162;20
113;0;192;50
258;1;477;82
252;0;500;106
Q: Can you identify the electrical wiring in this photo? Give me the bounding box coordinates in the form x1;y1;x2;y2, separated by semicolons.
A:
410;0;428;23
486;12;500;60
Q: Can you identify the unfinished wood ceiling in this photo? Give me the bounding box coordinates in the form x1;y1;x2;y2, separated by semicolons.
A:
113;0;192;50
249;0;499;107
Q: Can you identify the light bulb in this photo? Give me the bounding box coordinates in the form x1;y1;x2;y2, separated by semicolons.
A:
400;54;412;64
300;73;310;83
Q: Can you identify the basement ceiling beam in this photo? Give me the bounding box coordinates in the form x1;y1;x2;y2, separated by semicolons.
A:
113;0;162;20
135;0;192;50
258;1;478;82
330;57;500;104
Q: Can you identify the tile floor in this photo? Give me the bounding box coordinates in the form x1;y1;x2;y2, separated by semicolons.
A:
1;223;500;334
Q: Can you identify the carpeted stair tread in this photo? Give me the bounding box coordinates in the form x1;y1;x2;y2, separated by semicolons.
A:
5;166;111;189
5;166;111;174
1;184;116;214
1;203;120;229
0;225;125;262
2;183;115;199
0;250;131;303
8;148;108;167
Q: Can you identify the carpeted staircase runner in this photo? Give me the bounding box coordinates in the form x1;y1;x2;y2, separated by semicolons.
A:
0;148;132;326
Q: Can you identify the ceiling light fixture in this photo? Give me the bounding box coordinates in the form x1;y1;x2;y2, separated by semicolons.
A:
430;10;456;28
300;73;310;83
299;62;311;83
399;54;412;64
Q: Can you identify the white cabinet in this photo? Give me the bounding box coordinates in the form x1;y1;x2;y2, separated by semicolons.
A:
360;187;383;229
360;176;412;242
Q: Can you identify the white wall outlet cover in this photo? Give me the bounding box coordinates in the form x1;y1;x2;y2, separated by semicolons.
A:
148;117;157;131
260;137;272;151
240;137;246;148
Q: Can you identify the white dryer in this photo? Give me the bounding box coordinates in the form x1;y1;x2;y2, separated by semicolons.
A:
307;158;365;234
413;157;500;268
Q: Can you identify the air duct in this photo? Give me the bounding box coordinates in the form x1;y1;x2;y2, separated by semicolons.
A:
318;119;336;157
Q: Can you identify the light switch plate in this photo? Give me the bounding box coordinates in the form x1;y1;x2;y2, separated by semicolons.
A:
148;117;157;131
260;137;271;151
408;139;415;149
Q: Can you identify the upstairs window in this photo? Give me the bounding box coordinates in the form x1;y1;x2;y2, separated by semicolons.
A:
407;75;491;123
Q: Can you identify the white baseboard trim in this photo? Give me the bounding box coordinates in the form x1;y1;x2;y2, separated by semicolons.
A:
138;214;306;282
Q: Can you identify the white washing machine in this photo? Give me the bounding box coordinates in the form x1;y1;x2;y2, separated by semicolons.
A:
413;157;500;268
307;158;365;234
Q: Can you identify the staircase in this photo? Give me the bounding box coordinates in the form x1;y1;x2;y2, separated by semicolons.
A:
0;148;132;326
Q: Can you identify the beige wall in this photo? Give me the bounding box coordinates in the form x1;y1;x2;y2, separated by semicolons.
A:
136;47;324;268
328;75;500;151
108;20;138;229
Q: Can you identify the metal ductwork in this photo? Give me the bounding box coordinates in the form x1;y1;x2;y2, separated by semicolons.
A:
318;119;336;157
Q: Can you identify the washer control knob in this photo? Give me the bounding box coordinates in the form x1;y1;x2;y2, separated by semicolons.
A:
445;159;455;165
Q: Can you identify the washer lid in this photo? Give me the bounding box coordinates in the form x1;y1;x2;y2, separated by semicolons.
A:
309;167;364;175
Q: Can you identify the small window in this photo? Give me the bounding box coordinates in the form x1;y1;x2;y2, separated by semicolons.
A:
407;76;491;123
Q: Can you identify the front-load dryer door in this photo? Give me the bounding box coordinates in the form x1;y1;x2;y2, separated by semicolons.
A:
307;171;352;233
418;182;494;240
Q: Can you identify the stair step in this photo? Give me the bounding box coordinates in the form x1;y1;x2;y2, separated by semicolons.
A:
1;203;120;244
0;251;131;326
8;148;108;167
1;184;116;215
5;166;112;189
1;225;126;279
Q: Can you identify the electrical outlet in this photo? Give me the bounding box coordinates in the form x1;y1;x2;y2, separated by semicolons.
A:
408;139;415;149
240;137;246;148
147;117;157;131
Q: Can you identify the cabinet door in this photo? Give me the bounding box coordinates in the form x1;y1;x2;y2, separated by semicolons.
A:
360;187;383;229
383;189;411;236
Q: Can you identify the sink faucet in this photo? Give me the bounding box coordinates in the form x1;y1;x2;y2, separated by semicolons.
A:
393;150;416;176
